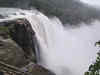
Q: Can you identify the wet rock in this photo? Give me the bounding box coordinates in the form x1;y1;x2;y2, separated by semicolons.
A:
0;19;55;75
0;15;4;19
30;65;55;75
0;36;28;68
8;19;36;62
21;62;55;75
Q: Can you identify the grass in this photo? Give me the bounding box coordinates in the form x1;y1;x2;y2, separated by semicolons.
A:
0;26;11;38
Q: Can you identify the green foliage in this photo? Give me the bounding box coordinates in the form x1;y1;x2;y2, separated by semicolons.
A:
0;26;11;38
84;42;100;75
0;26;9;32
0;0;100;25
30;0;100;24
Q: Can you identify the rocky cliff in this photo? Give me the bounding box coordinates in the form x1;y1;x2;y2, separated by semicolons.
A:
0;18;55;75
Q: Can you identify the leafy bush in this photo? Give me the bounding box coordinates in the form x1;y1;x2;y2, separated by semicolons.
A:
85;41;100;75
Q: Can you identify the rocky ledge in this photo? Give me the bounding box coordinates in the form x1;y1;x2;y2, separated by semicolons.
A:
0;18;55;75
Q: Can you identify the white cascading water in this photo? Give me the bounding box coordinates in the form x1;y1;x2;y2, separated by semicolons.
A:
0;8;100;75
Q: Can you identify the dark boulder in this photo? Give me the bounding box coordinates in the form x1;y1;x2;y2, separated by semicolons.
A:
8;19;36;62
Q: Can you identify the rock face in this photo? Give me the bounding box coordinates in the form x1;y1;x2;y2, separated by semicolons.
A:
0;36;28;68
0;15;4;19
0;19;55;75
8;19;37;62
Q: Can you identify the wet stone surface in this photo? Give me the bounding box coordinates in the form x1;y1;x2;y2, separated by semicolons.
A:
0;19;55;75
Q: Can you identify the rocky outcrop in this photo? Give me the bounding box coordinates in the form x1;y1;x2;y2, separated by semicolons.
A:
8;19;37;62
0;36;28;68
0;19;55;75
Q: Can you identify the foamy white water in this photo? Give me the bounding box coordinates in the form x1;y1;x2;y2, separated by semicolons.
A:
0;8;100;75
25;12;100;75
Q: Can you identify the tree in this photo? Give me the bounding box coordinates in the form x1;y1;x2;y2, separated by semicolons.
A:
84;41;100;75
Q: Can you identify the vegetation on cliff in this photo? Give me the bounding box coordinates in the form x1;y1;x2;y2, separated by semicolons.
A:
85;41;100;75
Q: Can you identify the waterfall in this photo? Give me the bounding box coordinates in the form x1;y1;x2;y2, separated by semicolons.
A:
0;8;100;75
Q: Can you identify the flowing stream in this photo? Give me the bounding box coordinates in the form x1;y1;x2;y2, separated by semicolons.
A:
0;8;100;75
